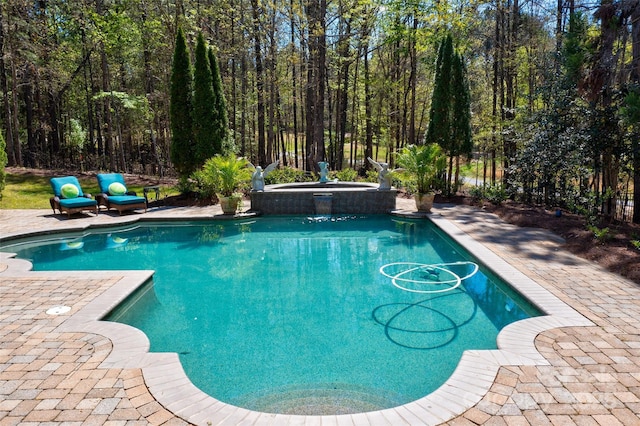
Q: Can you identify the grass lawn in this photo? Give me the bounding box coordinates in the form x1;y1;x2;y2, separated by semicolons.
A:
0;172;176;209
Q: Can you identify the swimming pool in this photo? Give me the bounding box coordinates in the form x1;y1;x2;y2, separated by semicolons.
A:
4;215;540;414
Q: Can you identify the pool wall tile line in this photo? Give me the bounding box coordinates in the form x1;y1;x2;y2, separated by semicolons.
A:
0;213;597;426
0;215;141;245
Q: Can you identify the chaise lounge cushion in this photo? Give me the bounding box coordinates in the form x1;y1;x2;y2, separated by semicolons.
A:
97;173;128;195
60;183;80;199
96;173;147;213
51;176;86;198
49;176;98;217
106;195;147;205
108;182;127;196
58;197;98;209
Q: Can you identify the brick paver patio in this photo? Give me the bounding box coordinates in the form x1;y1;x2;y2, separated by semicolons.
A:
1;200;639;425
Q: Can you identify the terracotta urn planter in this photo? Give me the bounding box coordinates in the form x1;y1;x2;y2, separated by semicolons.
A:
219;195;242;215
396;143;447;214
198;154;252;215
415;192;435;212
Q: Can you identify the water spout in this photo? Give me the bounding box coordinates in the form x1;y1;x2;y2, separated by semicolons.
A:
313;193;333;215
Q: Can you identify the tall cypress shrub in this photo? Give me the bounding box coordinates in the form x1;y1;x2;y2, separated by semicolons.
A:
426;33;472;193
426;34;454;149
451;51;472;158
193;33;217;166
208;47;229;154
170;27;195;178
449;51;473;192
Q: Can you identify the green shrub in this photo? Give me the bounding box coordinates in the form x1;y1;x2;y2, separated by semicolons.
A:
485;184;508;204
364;169;379;183
193;154;252;198
631;240;640;251
565;190;601;226
468;185;484;201
395;143;446;193
265;167;312;184
587;225;614;243
334;168;358;182
176;176;196;195
190;170;215;200
468;183;507;204
399;177;418;195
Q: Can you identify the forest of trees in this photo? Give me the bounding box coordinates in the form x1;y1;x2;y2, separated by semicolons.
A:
0;0;639;222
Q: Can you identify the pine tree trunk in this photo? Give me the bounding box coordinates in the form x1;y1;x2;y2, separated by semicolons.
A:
267;12;277;164
9;45;22;166
592;1;620;218
0;5;10;165
251;0;267;166
240;54;248;157
335;12;350;170
409;14;417;146
23;64;36;167
141;1;162;176
364;36;373;165
305;0;326;172
290;0;299;168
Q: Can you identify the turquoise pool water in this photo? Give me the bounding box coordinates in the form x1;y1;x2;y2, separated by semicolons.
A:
4;215;540;414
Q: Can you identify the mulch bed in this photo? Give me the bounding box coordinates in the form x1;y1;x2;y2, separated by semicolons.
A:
477;200;640;285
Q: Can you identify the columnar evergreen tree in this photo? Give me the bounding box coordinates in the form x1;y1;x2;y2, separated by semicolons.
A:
170;27;195;178
426;33;472;193
426;34;454;149
449;51;473;190
563;13;589;89
208;47;229;155
193;32;217;166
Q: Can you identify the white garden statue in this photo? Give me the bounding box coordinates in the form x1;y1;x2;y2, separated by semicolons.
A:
367;157;400;190
249;160;279;191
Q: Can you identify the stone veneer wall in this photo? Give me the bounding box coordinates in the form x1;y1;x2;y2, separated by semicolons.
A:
250;187;397;214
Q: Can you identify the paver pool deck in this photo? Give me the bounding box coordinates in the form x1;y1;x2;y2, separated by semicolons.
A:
1;199;639;425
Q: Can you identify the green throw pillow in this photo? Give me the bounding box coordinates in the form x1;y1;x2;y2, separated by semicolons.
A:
108;182;127;196
60;183;79;199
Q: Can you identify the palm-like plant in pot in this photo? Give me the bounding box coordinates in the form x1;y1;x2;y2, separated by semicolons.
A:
396;143;446;212
198;154;252;214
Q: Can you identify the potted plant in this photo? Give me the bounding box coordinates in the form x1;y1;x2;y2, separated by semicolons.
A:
197;154;252;214
396;143;446;212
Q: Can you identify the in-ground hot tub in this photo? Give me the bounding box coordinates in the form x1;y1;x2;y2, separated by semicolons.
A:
250;181;397;214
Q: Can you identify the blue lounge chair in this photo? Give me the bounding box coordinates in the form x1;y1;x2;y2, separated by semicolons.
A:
96;173;147;214
50;176;99;218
